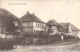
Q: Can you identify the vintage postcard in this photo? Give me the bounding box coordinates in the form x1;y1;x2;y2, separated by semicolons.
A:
0;0;80;52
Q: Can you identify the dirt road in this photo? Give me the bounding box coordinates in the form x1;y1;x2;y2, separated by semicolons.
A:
1;41;80;52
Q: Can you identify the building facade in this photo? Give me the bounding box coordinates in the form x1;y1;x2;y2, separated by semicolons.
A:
20;11;46;36
0;8;22;39
60;23;79;37
46;20;62;35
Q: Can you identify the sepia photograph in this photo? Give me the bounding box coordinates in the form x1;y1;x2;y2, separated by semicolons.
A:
0;0;80;52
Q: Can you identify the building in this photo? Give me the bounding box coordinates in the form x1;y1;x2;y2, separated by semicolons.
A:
46;19;62;35
60;23;80;37
0;8;22;39
20;11;46;35
20;11;46;43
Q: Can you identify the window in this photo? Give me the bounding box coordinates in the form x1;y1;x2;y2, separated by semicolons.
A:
1;27;6;34
36;23;37;27
36;23;43;28
60;28;62;31
48;29;54;33
38;23;39;27
50;31;53;33
40;24;42;27
0;28;1;33
27;22;30;25
14;22;18;26
50;23;53;25
34;30;36;34
36;23;39;27
22;23;26;26
0;11;3;14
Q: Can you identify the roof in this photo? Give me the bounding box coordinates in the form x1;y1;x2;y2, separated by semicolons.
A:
46;19;62;27
60;23;70;33
0;8;18;20
60;23;79;33
71;24;79;31
0;8;22;28
46;20;62;32
20;11;45;23
60;23;70;28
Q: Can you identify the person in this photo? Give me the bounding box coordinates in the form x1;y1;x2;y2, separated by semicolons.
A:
61;33;64;40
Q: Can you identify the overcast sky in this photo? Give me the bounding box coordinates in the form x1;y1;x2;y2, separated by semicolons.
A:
1;0;80;29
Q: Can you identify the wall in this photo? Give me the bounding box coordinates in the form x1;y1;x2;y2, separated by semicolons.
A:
77;31;80;38
33;22;46;34
21;22;46;35
22;27;33;35
21;22;33;27
68;24;72;33
68;24;78;36
0;27;6;34
49;26;59;35
72;31;79;36
0;27;14;39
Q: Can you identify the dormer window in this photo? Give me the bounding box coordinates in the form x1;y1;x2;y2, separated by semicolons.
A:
60;28;62;31
17;29;21;33
50;29;54;33
50;23;53;25
14;21;18;26
0;11;3;14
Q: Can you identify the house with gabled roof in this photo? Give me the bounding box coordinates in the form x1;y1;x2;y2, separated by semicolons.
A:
0;8;22;39
60;23;80;37
46;19;62;35
20;11;46;36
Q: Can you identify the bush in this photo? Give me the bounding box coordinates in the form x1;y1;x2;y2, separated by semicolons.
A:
63;35;78;40
0;39;14;50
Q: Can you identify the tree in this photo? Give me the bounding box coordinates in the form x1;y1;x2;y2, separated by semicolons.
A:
0;9;22;49
47;23;53;33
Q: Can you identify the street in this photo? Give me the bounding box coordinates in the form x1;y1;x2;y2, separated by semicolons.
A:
0;41;80;52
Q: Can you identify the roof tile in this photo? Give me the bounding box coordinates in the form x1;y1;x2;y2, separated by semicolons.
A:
20;11;44;23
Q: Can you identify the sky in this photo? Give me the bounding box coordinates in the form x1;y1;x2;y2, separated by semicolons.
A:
0;0;80;29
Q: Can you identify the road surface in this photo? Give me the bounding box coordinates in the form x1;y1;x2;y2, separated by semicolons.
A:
1;41;80;52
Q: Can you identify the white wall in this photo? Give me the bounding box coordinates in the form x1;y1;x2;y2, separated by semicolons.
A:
33;22;46;31
22;22;46;35
49;26;59;35
21;22;33;27
77;31;80;38
68;24;72;33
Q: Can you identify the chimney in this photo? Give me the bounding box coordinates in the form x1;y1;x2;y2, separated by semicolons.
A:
33;13;35;15
27;11;29;14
